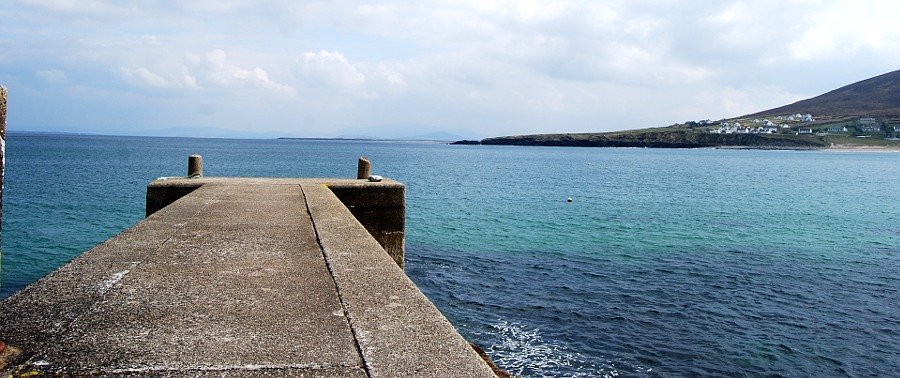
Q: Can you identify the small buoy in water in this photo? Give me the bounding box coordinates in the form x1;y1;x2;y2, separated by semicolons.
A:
497;166;501;169
567;197;573;202
368;175;383;182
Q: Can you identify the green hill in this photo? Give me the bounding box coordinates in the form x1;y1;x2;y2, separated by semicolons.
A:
463;70;900;149
747;70;900;118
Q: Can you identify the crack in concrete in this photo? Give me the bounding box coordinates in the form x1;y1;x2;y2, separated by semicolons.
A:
300;184;373;378
11;196;216;373
102;362;363;374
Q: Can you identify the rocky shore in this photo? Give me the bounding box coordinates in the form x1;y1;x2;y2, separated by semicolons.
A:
461;130;832;149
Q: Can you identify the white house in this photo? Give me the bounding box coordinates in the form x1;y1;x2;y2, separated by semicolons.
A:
859;117;877;125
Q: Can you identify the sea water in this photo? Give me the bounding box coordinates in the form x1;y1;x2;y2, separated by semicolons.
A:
2;133;898;376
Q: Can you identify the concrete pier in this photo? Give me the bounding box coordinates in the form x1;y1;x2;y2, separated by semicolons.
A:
0;177;495;377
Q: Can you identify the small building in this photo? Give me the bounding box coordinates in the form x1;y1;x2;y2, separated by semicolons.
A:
798;128;813;134
802;114;814;122
858;117;878;125
711;122;752;134
827;126;847;133
751;126;778;134
858;125;882;133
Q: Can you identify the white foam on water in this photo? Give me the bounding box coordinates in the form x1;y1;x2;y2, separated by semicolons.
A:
483;319;615;377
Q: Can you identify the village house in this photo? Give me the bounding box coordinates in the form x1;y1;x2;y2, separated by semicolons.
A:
858;117;878;125
752;119;777;127
798;128;813;134
827;126;847;133
774;113;814;122
711;123;778;134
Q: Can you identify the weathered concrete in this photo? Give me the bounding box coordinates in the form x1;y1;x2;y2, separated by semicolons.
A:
146;179;203;216
1;178;493;377
357;157;371;179
304;185;493;377
188;154;203;177
148;178;406;267
327;182;405;268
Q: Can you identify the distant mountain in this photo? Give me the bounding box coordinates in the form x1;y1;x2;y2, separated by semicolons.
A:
334;134;377;140
333;131;470;141
333;124;484;141
139;126;283;139
404;131;470;141
747;69;900;118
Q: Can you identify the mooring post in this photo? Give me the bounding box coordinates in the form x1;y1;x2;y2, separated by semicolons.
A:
357;157;371;179
188;155;202;177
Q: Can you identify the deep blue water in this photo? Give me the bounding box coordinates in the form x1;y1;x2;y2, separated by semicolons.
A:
2;133;899;376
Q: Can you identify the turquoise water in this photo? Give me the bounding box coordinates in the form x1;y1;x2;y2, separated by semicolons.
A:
3;133;899;376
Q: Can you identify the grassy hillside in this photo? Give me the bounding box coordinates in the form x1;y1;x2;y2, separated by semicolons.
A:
464;69;900;149
474;121;900;149
480;128;830;148
747;70;900;118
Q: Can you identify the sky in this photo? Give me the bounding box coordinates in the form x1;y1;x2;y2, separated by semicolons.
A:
2;1;899;139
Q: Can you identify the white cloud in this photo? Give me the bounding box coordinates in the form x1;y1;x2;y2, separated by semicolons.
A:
17;0;123;15
372;63;408;92
120;67;171;89
142;35;161;46
294;50;412;99
785;2;900;61
118;49;295;96
35;69;67;83
200;49;295;96
297;50;366;91
5;0;900;136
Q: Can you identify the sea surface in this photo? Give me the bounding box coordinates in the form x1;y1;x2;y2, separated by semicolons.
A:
2;133;899;377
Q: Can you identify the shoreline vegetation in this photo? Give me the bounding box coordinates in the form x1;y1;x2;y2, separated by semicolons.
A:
451;126;900;150
454;69;900;151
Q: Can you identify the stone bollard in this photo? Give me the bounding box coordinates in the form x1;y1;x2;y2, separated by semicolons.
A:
357;157;371;179
188;155;202;177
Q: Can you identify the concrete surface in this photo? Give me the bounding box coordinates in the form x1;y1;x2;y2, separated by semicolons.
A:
1;178;494;377
148;178;406;267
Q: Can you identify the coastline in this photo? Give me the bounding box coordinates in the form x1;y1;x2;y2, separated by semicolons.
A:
825;145;900;152
715;144;900;152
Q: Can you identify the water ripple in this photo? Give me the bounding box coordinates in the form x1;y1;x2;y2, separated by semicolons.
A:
407;244;900;377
